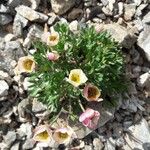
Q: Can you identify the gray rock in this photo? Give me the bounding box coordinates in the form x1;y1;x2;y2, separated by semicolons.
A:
143;12;150;24
15;5;48;22
104;138;116;150
97;13;106;20
13;14;28;37
3;131;16;147
124;4;136;21
102;23;137;49
69;20;79;33
32;98;47;113
0;80;9;98
0;4;10;13
118;2;123;16
135;4;148;17
93;138;104;150
8;0;21;7
123;118;150;150
17;123;33;139
10;142;20;150
68;8;83;21
138;25;150;62
101;0;108;6
4;34;15;42
127;82;137;95
23;24;43;48
84;145;93;150
133;0;142;6
47;15;59;26
51;0;75;15
137;72;150;88
23;139;36;149
0;14;12;25
17;98;31;122
29;0;41;10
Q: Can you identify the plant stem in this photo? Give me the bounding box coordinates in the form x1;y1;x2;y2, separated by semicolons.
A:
78;99;85;112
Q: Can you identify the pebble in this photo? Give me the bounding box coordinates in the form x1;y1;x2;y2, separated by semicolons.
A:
15;5;48;22
0;14;12;25
23;139;36;149
118;2;123;16
0;80;9;98
124;4;136;21
10;142;20;150
93;138;104;150
104;137;116;150
3;131;16;147
143;12;150;24
69;20;79;33
47;15;59;26
0;4;10;13
51;0;75;15
68;8;83;21
8;0;21;7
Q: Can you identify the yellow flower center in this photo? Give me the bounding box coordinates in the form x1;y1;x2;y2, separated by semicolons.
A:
36;131;49;141
71;73;80;83
23;59;34;71
58;132;69;139
49;35;57;41
88;87;99;99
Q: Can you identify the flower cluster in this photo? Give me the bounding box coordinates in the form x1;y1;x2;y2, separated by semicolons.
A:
33;124;76;146
14;23;125;144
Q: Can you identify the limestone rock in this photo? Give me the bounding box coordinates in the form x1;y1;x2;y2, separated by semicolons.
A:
102;23;137;49
143;12;150;24
123;118;150;150
0;14;12;25
15;5;48;22
138;25;150;62
51;0;75;15
0;80;9;98
124;4;136;21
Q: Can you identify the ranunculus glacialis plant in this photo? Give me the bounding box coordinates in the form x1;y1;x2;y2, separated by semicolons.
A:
52;126;76;144
14;56;35;75
66;69;88;87
83;84;103;102
79;108;100;129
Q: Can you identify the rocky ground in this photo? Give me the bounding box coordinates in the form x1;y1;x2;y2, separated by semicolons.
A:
0;0;150;150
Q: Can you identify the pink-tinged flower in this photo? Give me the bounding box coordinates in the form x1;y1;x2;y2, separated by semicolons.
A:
79;108;100;129
52;126;76;145
41;31;59;46
83;84;103;102
14;56;35;75
47;51;59;61
33;125;52;144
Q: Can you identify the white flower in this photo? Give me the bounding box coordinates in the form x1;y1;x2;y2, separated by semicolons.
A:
66;69;88;87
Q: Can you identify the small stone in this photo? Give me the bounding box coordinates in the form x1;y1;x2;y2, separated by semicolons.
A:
4;34;15;42
0;80;9;98
51;0;75;15
135;4;148;17
133;0;142;6
97;13;106;20
101;0;108;6
93;138;104;150
68;8;83;21
3;131;16;147
8;0;21;7
102;7;113;16
143;12;150;24
10;142;20;150
69;20;79;33
23;24;43;48
138;25;150;62
23;139;36;149
47;15;59;26
127;82;137;95
17;123;33;139
102;23;137;49
32;98;47;113
104;137;116;150
0;4;10;13
137;72;150;88
123;119;150;150
124;4;136;21
29;0;41;10
23;77;32;91
123;121;133;128
15;5;48;22
85;145;93;150
0;14;12;25
118;2;123;16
